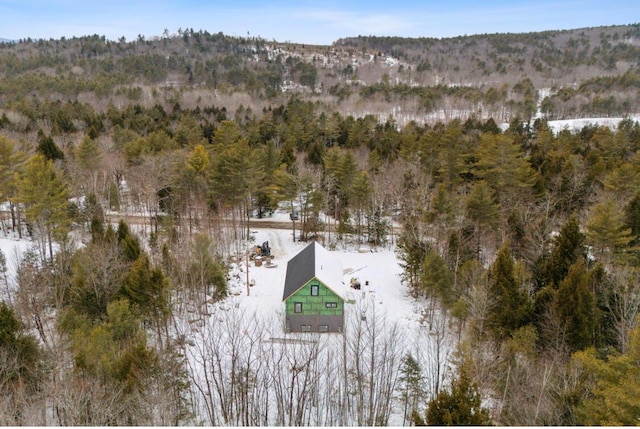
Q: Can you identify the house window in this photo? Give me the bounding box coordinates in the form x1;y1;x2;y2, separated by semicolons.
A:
311;284;319;296
301;325;311;332
294;302;302;313
318;325;329;332
325;302;338;308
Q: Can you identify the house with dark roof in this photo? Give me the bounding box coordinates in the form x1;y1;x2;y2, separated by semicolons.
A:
282;242;346;333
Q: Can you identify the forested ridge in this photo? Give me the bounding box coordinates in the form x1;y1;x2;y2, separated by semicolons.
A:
1;24;640;425
1;23;640;124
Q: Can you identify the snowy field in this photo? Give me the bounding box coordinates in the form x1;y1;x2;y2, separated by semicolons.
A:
547;115;640;133
224;227;422;336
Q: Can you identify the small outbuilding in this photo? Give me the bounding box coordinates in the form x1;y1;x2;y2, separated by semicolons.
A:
282;242;345;333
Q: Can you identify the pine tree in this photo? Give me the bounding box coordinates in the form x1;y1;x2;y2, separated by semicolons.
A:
397;216;431;294
426;363;491;425
473;132;536;203
0;136;15;203
0;136;26;236
210;139;260;239
624;193;640;246
554;260;595;351
488;243;531;339
15;154;71;261
75;135;101;171
0;301;42;395
36;130;64;161
211;119;243;148
421;250;455;307
534;215;586;291
186;143;210;176
64;299;159;421
586;199;635;262
573;321;640;425
323;147;357;221
349;170;372;241
117;249;170;327
398;353;427;426
465;180;500;260
187;233;227;300
425;183;455;243
117;220;141;261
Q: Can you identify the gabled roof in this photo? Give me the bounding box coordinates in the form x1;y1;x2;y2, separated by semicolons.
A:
282;241;344;301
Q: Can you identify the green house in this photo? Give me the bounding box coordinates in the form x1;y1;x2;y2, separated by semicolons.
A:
282;242;345;333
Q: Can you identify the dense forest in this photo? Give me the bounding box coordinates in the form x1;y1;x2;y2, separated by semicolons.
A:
1;23;640;125
1;25;640;425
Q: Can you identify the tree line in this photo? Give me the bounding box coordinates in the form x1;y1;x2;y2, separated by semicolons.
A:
2;25;640;123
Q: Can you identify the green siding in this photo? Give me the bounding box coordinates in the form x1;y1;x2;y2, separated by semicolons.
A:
284;278;344;316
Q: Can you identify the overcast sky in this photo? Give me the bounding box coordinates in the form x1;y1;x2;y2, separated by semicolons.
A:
1;0;638;44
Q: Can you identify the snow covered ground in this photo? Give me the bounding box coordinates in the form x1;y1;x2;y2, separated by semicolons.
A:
0;231;33;301
547;115;640;133
498;115;640;134
223;227;423;336
167;204;451;425
200;203;423;337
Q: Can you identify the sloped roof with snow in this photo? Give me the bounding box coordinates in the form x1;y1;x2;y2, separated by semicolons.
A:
282;241;344;301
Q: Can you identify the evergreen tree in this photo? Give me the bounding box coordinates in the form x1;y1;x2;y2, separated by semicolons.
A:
63;299;159;422
465;180;500;260
573;321;640;425
297;171;325;241
85;193;105;241
0;301;42;397
117;220;142;261
187;233;227;300
349;170;372;241
210;138;260;238
0;136;25;235
554;260;595;351
421;250;455;307
534;215;586;291
119;255;169;323
123;130;177;165
211;119;243;147
604;160;640;198
15;154;71;261
425;183;455;243
69;240;124;321
0;249;7;301
473;132;536;203
586;199;635;262
0;136;16;203
186;143;210;175
36;130;64;161
488;243;531;339
397;217;431;294
75;135;101;171
624;192;640;246
398;353;427;426
254;140;282;216
425;363;491;425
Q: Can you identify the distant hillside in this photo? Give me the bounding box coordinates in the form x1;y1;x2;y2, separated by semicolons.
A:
337;24;640;87
0;24;639;124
